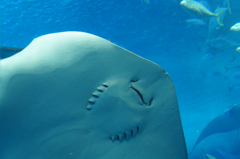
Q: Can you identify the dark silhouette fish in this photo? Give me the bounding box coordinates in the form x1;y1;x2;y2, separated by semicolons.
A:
191;103;240;153
225;65;240;72
225;75;240;81
185;18;206;25
228;84;240;92
0;46;23;59
206;37;240;50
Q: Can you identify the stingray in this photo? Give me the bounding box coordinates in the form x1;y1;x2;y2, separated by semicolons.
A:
191;103;240;154
0;32;187;159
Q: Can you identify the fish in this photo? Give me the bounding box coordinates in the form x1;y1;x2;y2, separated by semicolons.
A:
206;36;240;49
201;47;225;60
202;71;222;78
228;84;240;92
208;7;227;34
201;148;216;159
236;47;240;52
180;0;227;26
185;18;206;25
225;65;240;72
0;32;188;159
231;54;237;62
230;23;240;33
190;103;240;153
141;0;150;4
225;75;240;81
202;52;215;59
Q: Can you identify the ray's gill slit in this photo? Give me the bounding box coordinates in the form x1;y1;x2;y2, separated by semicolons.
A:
110;125;140;142
86;83;109;110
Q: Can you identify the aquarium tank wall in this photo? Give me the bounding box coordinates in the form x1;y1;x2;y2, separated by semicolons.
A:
0;0;240;159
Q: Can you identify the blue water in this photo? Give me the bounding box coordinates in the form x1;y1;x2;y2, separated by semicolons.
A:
1;0;240;158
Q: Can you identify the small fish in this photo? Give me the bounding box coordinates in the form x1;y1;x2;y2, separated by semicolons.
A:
206;36;240;49
231;54;237;62
230;23;240;33
236;47;240;52
225;65;240;72
204;154;216;159
201;148;216;159
202;52;214;59
185;18;206;25
202;71;222;78
229;84;240;92
224;103;240;115
180;0;226;26
141;0;150;4
225;75;240;81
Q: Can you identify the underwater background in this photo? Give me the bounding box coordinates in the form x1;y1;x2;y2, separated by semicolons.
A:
0;0;240;158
